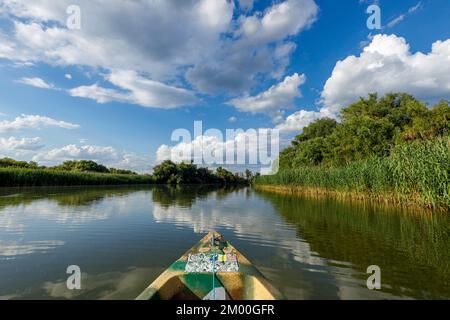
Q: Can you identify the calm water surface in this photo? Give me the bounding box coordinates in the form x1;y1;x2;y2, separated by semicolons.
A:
0;186;449;300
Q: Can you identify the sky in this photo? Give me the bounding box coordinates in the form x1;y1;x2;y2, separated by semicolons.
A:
0;0;449;173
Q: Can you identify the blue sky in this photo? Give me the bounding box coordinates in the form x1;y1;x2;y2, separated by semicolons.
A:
0;0;449;172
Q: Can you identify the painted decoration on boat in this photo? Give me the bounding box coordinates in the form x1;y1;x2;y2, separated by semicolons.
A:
185;253;239;273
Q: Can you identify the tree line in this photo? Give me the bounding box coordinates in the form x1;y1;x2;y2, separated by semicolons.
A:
279;93;449;169
0;158;137;175
151;160;250;185
256;93;449;210
0;158;252;186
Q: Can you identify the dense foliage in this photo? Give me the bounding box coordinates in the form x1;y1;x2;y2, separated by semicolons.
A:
0;158;138;175
0;158;40;169
0;159;249;187
152;160;247;185
52;160;111;173
0;168;154;187
279;93;449;168
256;93;450;210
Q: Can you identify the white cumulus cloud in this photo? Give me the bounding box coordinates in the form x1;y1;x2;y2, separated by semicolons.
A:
69;70;200;109
155;129;278;175
275;110;324;134
275;34;450;136
68;84;126;105
0;1;233;77
187;0;317;94
0;136;44;151
321;34;450;115
227;73;306;114
0;114;80;133
237;0;318;44
0;0;319;105
33;144;118;163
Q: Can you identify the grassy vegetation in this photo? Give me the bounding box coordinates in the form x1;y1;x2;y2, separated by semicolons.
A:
0;168;155;187
256;93;449;211
0;159;249;187
257;138;449;209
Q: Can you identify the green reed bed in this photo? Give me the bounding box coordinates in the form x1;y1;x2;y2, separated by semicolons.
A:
0;168;155;187
256;138;449;210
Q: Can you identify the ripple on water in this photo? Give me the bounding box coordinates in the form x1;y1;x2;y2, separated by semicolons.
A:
0;186;449;300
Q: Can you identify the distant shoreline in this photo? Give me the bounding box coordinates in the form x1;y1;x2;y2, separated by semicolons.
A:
0;168;249;188
0;159;250;187
0;168;154;187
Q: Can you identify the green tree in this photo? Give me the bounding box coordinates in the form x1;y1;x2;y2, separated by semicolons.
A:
54;160;109;173
402;100;450;140
292;118;337;144
430;100;450;136
278;146;297;170
325;93;430;165
152;160;178;183
0;158;38;169
279;93;449;169
293;137;329;166
216;167;239;184
245;169;254;181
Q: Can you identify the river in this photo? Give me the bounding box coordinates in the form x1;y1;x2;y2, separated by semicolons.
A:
0;186;448;300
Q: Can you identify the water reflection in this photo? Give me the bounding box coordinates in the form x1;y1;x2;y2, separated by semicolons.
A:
42;267;158;300
0;240;65;257
152;187;327;269
256;191;450;300
0;186;448;300
0;187;151;233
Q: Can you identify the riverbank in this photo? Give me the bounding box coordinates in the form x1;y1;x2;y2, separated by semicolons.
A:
255;138;449;212
261;94;449;212
0;160;250;187
254;184;425;210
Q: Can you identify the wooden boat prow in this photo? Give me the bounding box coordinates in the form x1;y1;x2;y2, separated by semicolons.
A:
136;231;285;300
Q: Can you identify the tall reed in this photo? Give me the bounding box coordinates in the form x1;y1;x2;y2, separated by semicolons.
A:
256;138;449;210
0;168;155;187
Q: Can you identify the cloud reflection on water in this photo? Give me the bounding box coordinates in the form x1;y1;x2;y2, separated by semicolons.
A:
0;240;65;257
